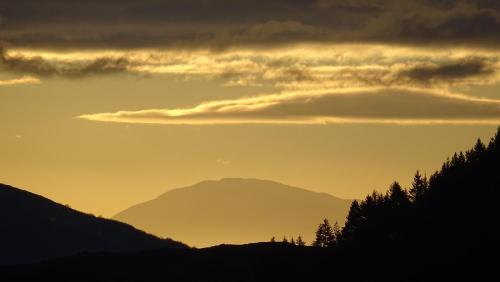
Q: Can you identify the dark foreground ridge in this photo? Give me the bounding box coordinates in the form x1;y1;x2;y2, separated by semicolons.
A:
0;241;495;282
1;127;500;281
0;184;187;264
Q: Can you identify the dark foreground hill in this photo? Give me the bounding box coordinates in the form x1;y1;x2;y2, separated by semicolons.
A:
0;242;493;282
115;178;352;247
0;184;187;264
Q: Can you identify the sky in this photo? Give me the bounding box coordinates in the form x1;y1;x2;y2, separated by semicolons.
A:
1;0;500;217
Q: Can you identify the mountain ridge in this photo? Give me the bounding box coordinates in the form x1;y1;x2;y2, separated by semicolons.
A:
121;178;348;214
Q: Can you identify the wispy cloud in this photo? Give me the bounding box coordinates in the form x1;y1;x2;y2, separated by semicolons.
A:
217;158;231;165
0;47;130;78
78;87;500;125
0;76;40;86
2;45;499;90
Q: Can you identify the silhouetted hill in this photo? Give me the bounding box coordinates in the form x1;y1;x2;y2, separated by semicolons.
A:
114;178;352;246
0;241;489;282
0;243;329;282
0;184;188;264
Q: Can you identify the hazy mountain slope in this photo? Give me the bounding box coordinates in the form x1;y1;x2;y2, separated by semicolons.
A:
0;184;187;264
114;178;352;247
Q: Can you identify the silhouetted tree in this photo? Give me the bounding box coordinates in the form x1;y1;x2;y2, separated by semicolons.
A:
296;236;306;246
313;219;335;247
270;236;276;243
409;170;428;202
341;200;363;242
467;139;486;163
282;236;288;243
332;221;341;245
290;237;295;245
388;182;410;209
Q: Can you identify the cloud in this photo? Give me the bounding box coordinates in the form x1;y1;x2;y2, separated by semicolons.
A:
78;88;500;125
216;158;231;165
0;76;40;86
272;57;500;91
315;0;384;10
216;21;330;47
399;57;497;85
386;3;500;46
1;1;500;49
0;47;130;78
1;45;499;90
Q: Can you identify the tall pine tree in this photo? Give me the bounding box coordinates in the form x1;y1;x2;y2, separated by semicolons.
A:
313;219;335;247
409;171;428;202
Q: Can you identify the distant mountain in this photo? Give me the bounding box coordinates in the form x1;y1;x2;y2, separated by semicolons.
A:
0;184;187;264
114;178;352;247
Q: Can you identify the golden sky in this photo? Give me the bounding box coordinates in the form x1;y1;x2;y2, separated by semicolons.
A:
1;0;500;216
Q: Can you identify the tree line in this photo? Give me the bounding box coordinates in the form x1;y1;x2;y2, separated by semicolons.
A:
310;127;500;256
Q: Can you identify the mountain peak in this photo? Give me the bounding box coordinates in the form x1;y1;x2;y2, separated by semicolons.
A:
193;177;287;187
115;178;352;247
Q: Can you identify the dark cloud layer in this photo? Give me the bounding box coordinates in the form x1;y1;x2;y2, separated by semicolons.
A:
1;0;499;49
389;5;500;45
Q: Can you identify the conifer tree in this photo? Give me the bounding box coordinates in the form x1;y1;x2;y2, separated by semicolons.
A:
388;182;410;209
296;236;306;246
332;221;341;245
341;200;363;241
409;171;428;202
313;218;335;247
